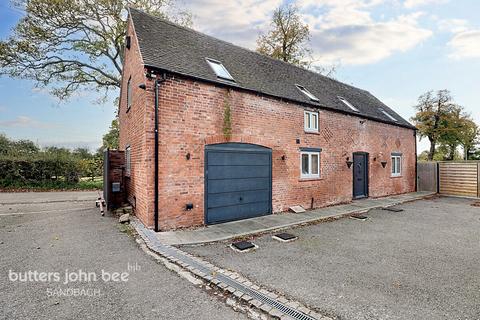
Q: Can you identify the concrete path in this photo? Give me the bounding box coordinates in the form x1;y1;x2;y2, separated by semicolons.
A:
156;191;435;245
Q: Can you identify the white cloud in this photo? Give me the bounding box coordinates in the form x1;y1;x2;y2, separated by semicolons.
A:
299;2;433;65
437;18;469;33
185;0;282;48
0;116;55;129
184;0;432;66
448;30;480;59
404;0;449;8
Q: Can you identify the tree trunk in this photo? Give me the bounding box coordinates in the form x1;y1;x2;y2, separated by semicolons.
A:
428;138;436;161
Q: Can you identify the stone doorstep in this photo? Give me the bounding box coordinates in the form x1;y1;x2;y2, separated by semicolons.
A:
132;219;323;320
156;192;435;245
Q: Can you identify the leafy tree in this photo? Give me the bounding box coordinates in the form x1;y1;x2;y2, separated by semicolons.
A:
73;147;93;159
457;119;479;160
256;4;311;67
411;90;459;161
0;0;191;101
98;117;119;153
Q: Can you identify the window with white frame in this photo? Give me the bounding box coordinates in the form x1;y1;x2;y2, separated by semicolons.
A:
391;153;402;177
127;76;132;111
304;110;319;132
125;146;131;175
206;58;235;81
300;150;320;179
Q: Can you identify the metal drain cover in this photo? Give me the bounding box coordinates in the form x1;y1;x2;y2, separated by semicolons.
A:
272;233;298;242
383;207;404;212
231;241;255;251
350;215;368;221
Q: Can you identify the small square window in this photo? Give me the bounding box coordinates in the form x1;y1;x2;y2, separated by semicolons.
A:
391;154;402;176
125;146;131;175
304;111;319;132
296;85;319;102
206;58;234;81
300;151;320;179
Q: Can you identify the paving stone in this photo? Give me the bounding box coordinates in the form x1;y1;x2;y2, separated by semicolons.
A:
277;297;288;304
250;299;262;308
298;306;311;314
226;286;236;293
259;304;273;313
269;308;284;318
233;291;243;298
241;294;253;302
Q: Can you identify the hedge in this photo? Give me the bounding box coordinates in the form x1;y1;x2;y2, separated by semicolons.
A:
0;156;102;188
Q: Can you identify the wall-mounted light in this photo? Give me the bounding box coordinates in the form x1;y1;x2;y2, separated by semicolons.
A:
186;152;191;160
138;84;146;90
296;138;300;144
281;155;286;161
381;161;387;168
185;203;194;210
346;157;353;168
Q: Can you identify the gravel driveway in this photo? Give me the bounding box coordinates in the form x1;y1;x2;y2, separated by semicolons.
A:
0;192;246;320
184;196;480;320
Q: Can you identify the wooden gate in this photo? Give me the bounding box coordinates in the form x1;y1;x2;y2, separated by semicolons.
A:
438;162;480;198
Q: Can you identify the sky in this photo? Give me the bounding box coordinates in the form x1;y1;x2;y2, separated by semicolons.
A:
0;0;479;152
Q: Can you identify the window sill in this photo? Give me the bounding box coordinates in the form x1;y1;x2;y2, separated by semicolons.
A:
304;130;320;135
126;107;131;113
391;175;402;178
299;177;322;182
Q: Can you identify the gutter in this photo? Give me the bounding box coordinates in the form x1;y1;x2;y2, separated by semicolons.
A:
414;130;418;192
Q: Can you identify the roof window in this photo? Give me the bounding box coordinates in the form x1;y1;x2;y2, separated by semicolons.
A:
379;108;398;122
296;85;319;102
206;58;234;81
338;96;359;112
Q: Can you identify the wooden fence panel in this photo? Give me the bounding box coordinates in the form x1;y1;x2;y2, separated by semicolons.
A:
438;162;478;197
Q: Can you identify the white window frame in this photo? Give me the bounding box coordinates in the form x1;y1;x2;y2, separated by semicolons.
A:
125;146;131;176
127;76;132;111
296;84;319;102
206;58;235;81
304;110;319;133
338;96;359;112
300;151;320;179
391;154;402;177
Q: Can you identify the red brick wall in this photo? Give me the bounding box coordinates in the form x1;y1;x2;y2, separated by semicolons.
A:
118;18;155;227
148;75;415;230
118;21;415;230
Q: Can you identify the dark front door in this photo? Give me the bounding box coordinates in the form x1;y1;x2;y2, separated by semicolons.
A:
205;143;272;225
353;152;369;199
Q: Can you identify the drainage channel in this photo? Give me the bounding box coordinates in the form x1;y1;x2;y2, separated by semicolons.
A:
133;221;318;320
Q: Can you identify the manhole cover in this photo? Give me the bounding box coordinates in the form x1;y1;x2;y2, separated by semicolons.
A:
383;207;404;212
272;233;298;242
230;241;256;252
350;215;368;221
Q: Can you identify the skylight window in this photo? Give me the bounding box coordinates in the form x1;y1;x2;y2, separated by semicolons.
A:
379;108;398;122
206;58;234;81
338;96;359;112
296;85;319;102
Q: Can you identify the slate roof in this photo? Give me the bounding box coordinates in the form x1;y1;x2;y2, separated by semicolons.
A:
129;8;415;130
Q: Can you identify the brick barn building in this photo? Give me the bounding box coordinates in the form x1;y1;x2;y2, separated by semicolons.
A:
118;8;417;231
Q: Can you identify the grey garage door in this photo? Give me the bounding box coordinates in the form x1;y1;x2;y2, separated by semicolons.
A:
205;143;272;225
